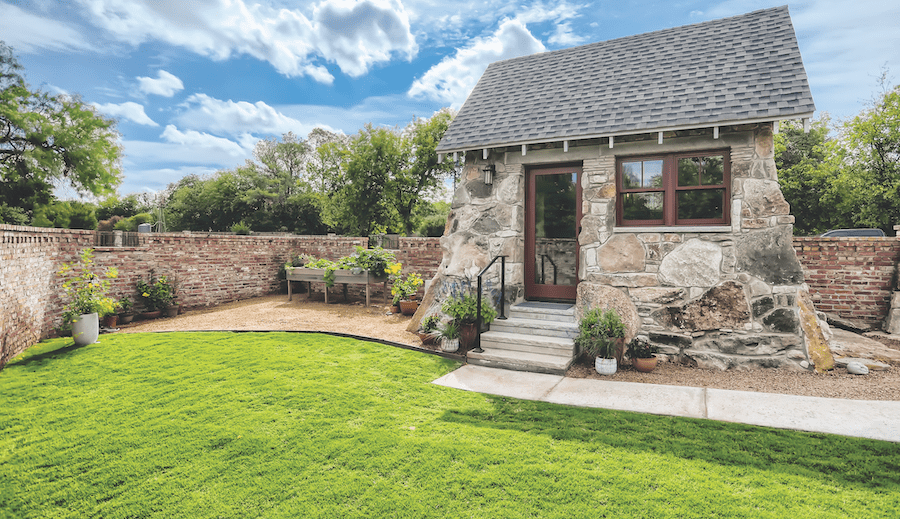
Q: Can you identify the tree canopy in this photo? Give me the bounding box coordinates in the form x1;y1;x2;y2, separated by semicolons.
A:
0;41;122;223
776;76;900;235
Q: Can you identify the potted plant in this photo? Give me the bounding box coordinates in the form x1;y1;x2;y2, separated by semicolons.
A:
441;293;498;350
392;272;424;315
418;314;441;345
57;248;118;346
118;296;135;324
136;275;175;319
436;320;461;352
628;338;659;373
103;300;120;328
575;307;626;375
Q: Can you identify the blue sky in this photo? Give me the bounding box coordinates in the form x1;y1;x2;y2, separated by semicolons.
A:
2;0;898;197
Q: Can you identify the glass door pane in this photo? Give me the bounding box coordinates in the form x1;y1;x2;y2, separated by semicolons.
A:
531;172;578;296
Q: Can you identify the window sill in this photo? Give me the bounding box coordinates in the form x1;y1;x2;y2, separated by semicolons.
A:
613;225;732;233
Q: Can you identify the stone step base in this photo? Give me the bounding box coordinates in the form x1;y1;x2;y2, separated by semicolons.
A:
489;318;578;339
467;349;574;375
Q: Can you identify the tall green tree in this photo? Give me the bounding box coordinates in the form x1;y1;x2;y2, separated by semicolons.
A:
828;80;900;233
390;109;456;234
775;116;838;235
0;42;122;222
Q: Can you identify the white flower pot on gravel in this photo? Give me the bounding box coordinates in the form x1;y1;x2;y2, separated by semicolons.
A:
595;357;617;375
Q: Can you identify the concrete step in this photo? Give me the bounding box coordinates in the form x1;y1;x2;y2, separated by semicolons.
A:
507;303;576;323
480;331;575;355
489;318;578;339
468;348;574;375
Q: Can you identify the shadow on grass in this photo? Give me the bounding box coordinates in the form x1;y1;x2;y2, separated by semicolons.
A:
4;339;86;370
440;394;900;489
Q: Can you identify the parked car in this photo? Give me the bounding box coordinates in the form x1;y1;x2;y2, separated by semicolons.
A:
819;228;885;237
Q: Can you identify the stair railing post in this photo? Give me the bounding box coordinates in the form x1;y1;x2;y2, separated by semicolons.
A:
499;255;506;319
474;275;484;353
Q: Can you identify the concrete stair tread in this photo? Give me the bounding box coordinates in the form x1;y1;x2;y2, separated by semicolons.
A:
481;331;574;348
468;348;573;374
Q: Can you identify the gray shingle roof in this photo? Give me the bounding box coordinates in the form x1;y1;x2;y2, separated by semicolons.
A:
437;6;815;153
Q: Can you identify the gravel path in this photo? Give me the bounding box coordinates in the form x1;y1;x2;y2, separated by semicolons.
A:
120;294;900;401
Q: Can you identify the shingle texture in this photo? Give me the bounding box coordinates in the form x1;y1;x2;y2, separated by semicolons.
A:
437;6;815;153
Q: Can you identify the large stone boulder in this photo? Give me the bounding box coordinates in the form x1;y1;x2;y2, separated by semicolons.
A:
658;239;722;287
652;281;751;332
598;234;645;273
734;228;804;285
575;282;640;342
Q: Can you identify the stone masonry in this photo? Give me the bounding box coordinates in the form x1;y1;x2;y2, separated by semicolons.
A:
425;124;834;371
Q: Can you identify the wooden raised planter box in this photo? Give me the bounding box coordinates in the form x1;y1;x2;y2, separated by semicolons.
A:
286;268;388;306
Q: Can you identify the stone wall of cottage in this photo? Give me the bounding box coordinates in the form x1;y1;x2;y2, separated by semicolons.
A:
430;123;831;371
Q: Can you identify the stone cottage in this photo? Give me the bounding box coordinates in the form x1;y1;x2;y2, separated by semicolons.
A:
420;6;833;374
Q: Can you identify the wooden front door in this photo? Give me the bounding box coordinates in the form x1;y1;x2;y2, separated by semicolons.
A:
525;164;582;301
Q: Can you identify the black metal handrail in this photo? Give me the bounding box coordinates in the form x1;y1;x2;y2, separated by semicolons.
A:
473;255;507;353
540;254;558;285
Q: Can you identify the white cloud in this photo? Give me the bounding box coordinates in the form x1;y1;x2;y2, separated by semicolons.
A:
137;70;184;97
93;101;159;126
408;18;545;107
75;0;416;82
118;165;220;194
0;1;94;53
174;93;330;137
160;125;254;158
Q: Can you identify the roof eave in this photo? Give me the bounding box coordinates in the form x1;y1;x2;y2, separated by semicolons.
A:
435;112;815;156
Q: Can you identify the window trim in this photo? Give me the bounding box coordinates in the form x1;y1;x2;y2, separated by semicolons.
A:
615;149;730;227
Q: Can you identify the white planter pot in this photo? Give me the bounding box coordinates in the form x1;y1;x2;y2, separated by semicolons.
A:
72;312;100;346
595;357;617;375
441;338;460;352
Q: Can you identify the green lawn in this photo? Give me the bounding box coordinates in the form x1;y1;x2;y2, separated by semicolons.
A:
1;332;898;518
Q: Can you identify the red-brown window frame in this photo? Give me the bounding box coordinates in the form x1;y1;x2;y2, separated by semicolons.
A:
615;149;730;227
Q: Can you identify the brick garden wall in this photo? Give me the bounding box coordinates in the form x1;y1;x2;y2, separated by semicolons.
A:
0;224;442;367
793;236;900;327
5;222;899;367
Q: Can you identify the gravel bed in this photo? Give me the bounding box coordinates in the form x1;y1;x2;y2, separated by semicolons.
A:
120;294;900;402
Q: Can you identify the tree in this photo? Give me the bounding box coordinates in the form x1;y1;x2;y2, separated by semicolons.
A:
775;116;838;235
829;79;900;233
389;109;456;234
0;42;122;220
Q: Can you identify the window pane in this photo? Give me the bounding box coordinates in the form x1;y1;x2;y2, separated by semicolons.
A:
677;189;724;220
622;162;641;188
623;192;663;221
643;160;663;188
678;157;700;186
702;156;724;185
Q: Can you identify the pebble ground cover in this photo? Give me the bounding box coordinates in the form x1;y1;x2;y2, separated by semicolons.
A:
1;332;897;518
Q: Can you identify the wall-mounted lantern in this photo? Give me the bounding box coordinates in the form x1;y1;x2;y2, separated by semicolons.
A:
482;164;495;185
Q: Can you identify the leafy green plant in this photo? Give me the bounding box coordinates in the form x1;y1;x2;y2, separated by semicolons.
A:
575;308;626;359
392;272;423;301
117;296;134;315
351;246;399;278
57;248;118;319
627;338;658;359
231;221;251;235
437;320;460;340
136;276;175;311
421;314;441;333
441;293;497;325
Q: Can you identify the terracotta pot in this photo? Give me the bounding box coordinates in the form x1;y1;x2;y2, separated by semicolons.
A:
390;305;400;314
103;314;118;328
399;300;419;316
633;356;658;373
119;313;135;324
140;310;162;320
417;332;436;345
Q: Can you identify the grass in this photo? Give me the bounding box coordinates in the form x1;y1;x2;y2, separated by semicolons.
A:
1;332;898;518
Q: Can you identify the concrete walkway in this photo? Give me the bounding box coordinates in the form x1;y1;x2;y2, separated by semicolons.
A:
433;365;900;443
